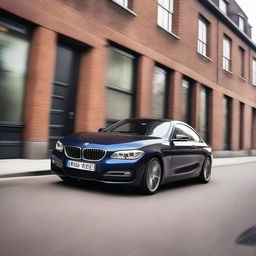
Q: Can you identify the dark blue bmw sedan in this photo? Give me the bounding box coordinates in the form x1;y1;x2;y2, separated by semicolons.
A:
51;118;212;194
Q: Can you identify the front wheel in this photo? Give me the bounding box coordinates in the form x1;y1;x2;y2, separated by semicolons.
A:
141;158;162;195
198;157;212;183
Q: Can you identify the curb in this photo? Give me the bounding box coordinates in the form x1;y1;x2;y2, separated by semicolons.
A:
0;170;52;179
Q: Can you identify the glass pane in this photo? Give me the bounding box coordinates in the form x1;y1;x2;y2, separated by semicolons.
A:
182;79;190;123
168;13;173;32
223;97;230;149
113;0;127;7
160;0;169;9
0;31;29;122
253;59;256;85
200;87;208;141
106;89;132;120
219;0;227;14
162;8;168;30
107;48;133;91
152;67;166;119
239;17;245;31
157;6;163;27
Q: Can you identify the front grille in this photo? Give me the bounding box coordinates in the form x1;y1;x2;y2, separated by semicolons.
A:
83;148;106;161
64;146;81;159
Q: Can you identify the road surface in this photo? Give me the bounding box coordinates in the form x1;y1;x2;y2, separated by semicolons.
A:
0;162;256;256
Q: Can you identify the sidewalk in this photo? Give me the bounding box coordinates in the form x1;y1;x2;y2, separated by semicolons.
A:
0;157;256;179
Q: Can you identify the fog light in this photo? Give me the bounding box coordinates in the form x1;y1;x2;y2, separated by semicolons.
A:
51;155;63;168
103;171;132;177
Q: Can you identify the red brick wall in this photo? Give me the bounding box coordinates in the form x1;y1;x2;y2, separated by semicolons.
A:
136;56;154;118
209;90;224;150
2;0;256;153
23;27;56;141
75;45;107;132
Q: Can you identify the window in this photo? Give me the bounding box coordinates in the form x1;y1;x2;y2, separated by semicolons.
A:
239;102;244;149
198;18;208;56
199;87;209;142
239;47;245;78
223;36;231;72
172;124;200;142
157;0;174;33
106;47;135;126
219;0;228;14
253;58;256;86
223;96;231;150
0;26;30;122
112;0;128;8
182;79;192;124
239;16;245;32
152;66;168;119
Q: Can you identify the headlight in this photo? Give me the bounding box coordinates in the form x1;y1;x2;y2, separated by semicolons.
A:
55;140;63;152
110;150;144;160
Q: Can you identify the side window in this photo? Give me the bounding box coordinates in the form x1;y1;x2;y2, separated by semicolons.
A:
172;124;200;142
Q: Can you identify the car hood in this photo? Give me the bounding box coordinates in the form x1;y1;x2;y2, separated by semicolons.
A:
62;132;165;151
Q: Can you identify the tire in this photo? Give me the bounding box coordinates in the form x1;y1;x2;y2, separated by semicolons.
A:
59;176;77;183
141;158;162;195
198;157;212;183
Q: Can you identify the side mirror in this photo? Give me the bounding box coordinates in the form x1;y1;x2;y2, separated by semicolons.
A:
172;134;189;141
98;128;105;133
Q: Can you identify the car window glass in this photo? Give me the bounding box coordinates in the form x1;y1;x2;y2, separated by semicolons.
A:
106;120;170;138
172;124;200;142
148;122;170;137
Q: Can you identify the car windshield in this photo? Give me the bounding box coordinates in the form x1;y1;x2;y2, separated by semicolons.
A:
105;120;171;138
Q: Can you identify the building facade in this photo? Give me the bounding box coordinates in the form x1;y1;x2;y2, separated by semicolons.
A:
0;0;256;159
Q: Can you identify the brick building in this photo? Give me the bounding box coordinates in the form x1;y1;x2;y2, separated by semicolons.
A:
0;0;256;159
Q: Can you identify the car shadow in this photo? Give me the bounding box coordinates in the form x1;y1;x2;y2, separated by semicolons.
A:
236;226;256;246
53;176;202;197
159;178;202;192
54;179;142;197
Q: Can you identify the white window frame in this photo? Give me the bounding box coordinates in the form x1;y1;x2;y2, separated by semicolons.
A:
223;36;231;71
219;0;228;14
112;0;128;8
157;0;174;33
198;18;208;56
239;16;245;32
253;59;256;86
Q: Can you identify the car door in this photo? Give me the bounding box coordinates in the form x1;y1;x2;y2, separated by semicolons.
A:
166;123;201;180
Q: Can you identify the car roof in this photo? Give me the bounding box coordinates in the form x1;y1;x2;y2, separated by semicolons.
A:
125;118;188;125
125;118;172;122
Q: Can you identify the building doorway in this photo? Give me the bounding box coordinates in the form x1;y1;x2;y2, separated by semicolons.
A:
48;43;80;151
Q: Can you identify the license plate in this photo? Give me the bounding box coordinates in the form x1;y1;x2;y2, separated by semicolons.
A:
66;160;95;172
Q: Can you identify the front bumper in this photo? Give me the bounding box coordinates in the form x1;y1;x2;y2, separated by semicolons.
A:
51;151;147;187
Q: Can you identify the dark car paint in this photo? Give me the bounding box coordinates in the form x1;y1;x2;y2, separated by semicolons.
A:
51;119;212;187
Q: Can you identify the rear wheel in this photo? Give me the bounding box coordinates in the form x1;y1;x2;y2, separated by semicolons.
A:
198;157;211;183
141;158;162;195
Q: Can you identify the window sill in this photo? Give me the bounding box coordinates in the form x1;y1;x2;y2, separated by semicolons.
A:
157;25;180;40
110;1;137;16
223;69;234;76
239;76;247;82
197;52;213;62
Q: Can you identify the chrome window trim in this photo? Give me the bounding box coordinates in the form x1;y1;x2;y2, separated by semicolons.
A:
64;146;81;160
82;148;107;161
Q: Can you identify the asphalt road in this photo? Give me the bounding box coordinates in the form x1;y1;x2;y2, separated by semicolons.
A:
1;162;256;256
